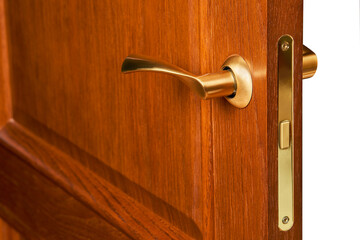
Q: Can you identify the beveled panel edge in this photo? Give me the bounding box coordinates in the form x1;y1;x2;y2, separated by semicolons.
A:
0;218;23;240
0;146;132;240
10;110;202;238
0;120;196;240
0;0;12;127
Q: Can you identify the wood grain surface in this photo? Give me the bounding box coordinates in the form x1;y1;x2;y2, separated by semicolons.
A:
0;219;22;240
268;0;303;239
0;121;194;240
0;141;133;240
199;0;269;239
5;0;204;236
0;0;11;127
0;0;303;239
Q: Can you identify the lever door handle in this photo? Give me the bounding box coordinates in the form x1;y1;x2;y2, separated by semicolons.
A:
121;46;317;109
121;54;253;108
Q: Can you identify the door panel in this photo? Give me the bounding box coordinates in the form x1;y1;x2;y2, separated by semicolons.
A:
0;144;132;240
0;0;303;239
0;219;22;240
202;2;268;239
6;0;203;237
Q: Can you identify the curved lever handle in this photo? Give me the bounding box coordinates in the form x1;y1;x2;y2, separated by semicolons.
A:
122;54;253;108
122;55;234;99
121;46;316;108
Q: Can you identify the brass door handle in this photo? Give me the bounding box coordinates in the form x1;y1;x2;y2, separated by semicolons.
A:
121;46;317;109
302;45;317;79
122;54;253;108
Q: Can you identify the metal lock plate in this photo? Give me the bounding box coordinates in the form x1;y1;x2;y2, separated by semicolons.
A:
278;34;294;231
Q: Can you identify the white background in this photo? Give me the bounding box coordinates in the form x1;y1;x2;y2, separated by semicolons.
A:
303;1;360;239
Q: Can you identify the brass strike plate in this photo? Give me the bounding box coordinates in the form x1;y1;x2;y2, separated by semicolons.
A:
278;35;294;231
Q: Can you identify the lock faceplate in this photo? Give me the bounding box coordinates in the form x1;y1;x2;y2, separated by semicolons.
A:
278;34;294;231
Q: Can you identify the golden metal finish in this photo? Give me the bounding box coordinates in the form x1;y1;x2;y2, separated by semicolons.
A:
279;120;290;150
121;54;252;108
278;35;294;231
222;55;253;108
302;45;317;79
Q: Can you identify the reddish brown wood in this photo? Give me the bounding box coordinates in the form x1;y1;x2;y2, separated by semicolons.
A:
0;143;134;240
0;219;22;240
0;122;194;240
0;0;303;239
0;0;11;127
5;0;204;236
268;0;303;240
199;0;269;238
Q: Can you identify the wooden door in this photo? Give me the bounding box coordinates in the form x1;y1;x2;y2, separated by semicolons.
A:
0;219;22;240
0;0;303;239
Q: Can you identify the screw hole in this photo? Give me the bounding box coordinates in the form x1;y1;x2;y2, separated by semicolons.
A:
282;216;290;224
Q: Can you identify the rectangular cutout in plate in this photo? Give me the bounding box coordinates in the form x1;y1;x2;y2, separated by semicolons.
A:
279;120;290;150
278;34;294;231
